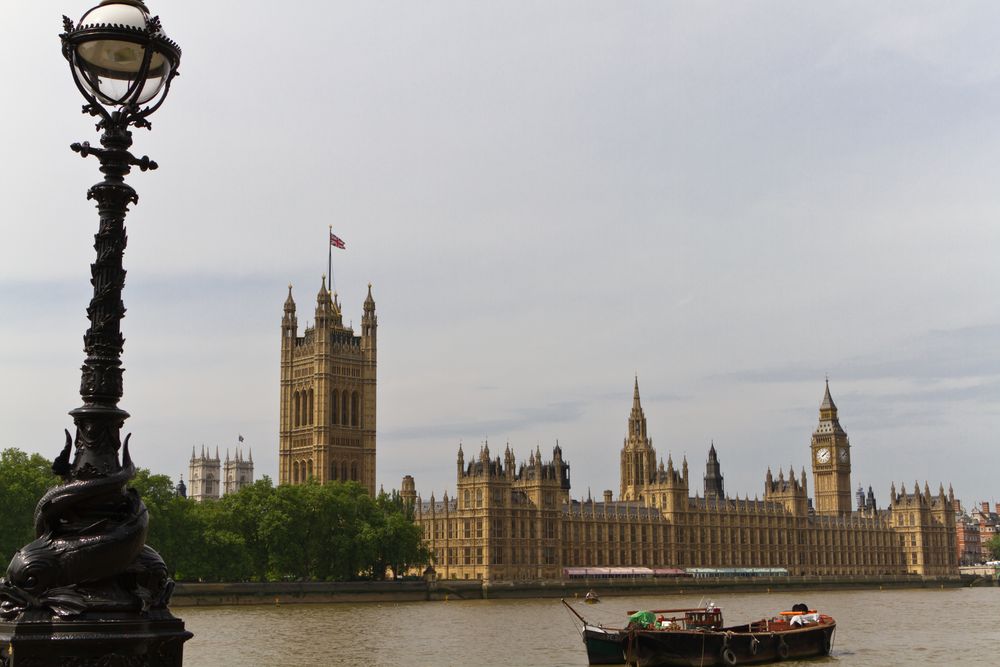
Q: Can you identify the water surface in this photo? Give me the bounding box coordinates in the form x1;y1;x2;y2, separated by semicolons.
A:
180;587;1000;666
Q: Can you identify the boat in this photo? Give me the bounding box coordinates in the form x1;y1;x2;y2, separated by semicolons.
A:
628;605;836;667
562;600;724;666
585;590;601;604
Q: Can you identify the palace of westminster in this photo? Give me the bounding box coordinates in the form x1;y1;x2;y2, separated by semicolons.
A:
276;278;957;580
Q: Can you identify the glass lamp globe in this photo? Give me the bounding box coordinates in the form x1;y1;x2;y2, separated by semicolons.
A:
68;0;180;107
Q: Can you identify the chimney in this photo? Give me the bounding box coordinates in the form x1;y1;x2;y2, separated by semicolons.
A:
983;502;990;513
603;490;613;503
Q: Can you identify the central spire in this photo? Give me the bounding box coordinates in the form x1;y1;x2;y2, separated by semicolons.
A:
816;378;844;432
629;375;646;421
620;375;656;501
820;377;837;412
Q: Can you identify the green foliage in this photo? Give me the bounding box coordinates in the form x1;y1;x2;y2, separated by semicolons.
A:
986;534;1000;562
0;451;429;582
0;448;58;563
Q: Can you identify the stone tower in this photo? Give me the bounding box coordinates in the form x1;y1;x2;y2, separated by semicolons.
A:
620;377;656;501
810;380;852;515
279;279;377;494
703;442;725;500
223;446;254;495
764;466;809;516
188;445;221;502
401;475;416;509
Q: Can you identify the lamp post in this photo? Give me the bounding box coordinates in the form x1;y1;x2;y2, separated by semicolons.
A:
0;1;191;664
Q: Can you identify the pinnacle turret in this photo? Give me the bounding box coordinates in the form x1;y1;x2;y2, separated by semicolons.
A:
317;274;329;302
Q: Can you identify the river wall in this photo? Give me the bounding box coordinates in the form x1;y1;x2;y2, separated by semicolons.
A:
170;574;968;606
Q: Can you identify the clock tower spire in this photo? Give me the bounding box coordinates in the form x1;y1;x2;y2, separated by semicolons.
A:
811;379;852;515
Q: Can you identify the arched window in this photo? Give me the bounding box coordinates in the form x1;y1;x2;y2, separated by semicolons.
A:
351;462;358;481
351;391;359;427
341;462;348;481
308;390;315;425
341;392;349;427
307;460;314;479
331;461;338;480
293;392;300;427
332;389;339;425
293;462;299;483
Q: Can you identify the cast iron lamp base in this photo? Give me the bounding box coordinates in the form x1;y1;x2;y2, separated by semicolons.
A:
0;609;191;666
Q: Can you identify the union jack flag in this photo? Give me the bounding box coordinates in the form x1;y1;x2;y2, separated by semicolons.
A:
330;232;346;249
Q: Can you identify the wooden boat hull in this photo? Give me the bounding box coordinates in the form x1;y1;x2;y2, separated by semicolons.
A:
630;620;835;667
582;624;627;665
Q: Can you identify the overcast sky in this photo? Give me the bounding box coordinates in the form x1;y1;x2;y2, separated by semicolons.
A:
1;2;998;510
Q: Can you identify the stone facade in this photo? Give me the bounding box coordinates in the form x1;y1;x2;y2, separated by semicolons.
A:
408;380;957;581
279;279;377;494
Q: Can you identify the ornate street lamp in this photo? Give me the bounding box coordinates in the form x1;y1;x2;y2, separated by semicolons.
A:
0;1;190;664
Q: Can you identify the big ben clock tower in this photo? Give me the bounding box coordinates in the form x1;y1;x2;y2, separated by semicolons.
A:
811;380;852;515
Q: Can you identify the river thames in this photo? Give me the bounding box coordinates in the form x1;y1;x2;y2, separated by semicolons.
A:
180;587;998;666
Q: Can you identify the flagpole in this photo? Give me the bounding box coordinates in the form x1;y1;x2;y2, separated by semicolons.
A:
328;224;333;296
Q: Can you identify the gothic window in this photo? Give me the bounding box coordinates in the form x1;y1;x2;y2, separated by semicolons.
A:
307;460;314;479
351;391;359;427
293;392;301;427
332;390;339;425
341;392;349;427
341;462;347;480
331;461;338;480
351;462;358;481
308;390;315;425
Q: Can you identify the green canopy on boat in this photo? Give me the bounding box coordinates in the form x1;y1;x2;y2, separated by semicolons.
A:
628;610;657;628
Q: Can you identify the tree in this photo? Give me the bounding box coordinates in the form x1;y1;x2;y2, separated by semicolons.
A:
986;534;1000;562
218;477;278;581
372;489;430;579
179;500;251;582
0;452;431;582
0;448;57;563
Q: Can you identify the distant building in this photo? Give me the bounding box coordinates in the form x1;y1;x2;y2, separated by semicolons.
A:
187;443;255;501
971;502;999;562
408;380;957;581
955;503;982;566
224;446;254;495
278;279;377;494
188;446;220;502
176;475;187;499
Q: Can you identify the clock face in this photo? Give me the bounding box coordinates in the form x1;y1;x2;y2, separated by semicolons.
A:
839;448;849;463
816;447;831;464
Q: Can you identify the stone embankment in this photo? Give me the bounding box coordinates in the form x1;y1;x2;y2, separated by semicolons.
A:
171;574;967;606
